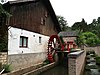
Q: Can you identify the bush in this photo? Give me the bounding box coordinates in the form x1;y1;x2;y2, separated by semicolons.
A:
98;68;100;72
42;59;50;66
95;56;100;65
3;64;12;73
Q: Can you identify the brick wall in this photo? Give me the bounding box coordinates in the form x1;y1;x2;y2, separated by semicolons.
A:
0;52;7;65
68;50;86;75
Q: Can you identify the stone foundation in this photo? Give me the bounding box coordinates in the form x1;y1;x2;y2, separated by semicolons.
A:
0;52;7;65
8;52;47;70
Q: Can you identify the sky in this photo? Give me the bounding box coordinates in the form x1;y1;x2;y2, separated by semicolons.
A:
50;0;100;26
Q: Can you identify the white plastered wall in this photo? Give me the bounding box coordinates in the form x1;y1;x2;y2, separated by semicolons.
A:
8;27;49;55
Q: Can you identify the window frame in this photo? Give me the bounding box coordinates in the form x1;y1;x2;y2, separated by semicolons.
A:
20;36;28;48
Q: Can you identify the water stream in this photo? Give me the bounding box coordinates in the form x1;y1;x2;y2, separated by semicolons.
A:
38;64;68;75
84;52;100;75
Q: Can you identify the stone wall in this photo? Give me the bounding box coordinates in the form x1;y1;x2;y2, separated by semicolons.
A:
84;45;100;56
0;52;7;65
68;50;86;75
96;46;100;56
8;52;47;70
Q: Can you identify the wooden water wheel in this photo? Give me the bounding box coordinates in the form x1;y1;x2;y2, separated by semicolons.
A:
47;35;62;63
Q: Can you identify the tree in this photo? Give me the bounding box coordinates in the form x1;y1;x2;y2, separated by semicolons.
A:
57;15;69;31
96;17;100;38
71;22;80;30
80;18;87;32
88;18;100;38
71;18;87;32
0;4;10;52
97;17;100;23
79;32;99;46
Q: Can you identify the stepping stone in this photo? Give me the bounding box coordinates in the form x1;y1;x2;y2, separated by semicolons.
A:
90;58;96;62
87;64;98;69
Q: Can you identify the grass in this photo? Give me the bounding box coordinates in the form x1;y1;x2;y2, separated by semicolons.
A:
3;64;12;73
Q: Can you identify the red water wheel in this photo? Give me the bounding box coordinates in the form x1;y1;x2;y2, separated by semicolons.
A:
47;35;61;63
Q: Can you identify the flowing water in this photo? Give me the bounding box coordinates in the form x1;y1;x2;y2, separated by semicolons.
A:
84;53;100;75
39;52;100;75
38;64;68;75
39;53;68;75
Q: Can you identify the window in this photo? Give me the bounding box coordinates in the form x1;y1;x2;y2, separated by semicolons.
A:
20;36;28;48
39;37;42;43
41;17;46;25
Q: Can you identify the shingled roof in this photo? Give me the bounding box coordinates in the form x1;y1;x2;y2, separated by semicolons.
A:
58;31;78;37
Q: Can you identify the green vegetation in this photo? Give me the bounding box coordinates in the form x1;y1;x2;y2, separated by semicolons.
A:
71;17;100;38
72;18;87;32
95;55;100;65
0;63;12;73
0;4;10;52
71;17;100;46
42;59;50;66
98;68;100;72
57;15;70;31
3;64;12;73
78;32;99;46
